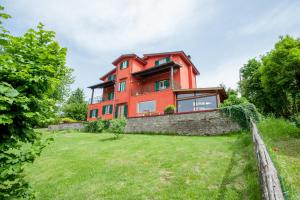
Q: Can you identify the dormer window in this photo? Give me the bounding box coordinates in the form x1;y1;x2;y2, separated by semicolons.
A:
155;57;171;66
120;60;129;70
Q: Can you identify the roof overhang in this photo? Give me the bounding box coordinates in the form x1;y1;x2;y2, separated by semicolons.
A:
112;54;146;66
173;87;227;98
143;51;200;75
131;61;181;78
88;80;115;89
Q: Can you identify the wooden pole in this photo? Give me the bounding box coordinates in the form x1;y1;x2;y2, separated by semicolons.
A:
91;88;94;104
170;66;174;89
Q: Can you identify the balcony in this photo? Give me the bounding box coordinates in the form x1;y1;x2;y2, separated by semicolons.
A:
88;96;114;104
131;81;181;96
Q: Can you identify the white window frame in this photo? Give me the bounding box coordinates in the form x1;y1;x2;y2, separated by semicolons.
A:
118;81;126;92
158;80;168;90
120;60;128;69
104;105;110;114
91;109;97;117
137;100;156;113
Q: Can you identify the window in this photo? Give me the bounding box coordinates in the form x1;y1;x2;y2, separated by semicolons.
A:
107;92;114;100
89;109;98;118
155;57;170;66
118;81;126;92
120;60;129;69
137;101;156;113
177;95;217;112
108;74;116;81
102;105;113;115
155;80;169;91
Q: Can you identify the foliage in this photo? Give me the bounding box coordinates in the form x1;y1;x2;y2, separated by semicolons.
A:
220;103;260;130
291;113;300;128
259;117;300;139
240;36;300;117
62;88;87;121
108;117;127;137
0;136;51;199
61;117;78;123
220;90;248;107
84;119;105;133
164;105;176;114
0;5;73;198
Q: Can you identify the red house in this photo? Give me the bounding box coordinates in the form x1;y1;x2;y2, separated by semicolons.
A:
87;51;227;120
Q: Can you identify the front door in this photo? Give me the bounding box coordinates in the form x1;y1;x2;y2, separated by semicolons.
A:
115;104;128;118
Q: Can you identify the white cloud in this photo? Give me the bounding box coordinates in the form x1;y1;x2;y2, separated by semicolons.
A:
239;1;300;35
9;0;217;53
197;55;251;89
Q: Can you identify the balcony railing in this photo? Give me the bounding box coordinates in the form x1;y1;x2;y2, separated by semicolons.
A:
131;81;181;96
88;96;114;104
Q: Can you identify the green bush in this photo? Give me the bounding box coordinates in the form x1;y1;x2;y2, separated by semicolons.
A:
61;117;78;123
85;120;105;133
109;118;127;137
258;117;300;139
220;103;260;130
164;105;176;114
291;113;300;128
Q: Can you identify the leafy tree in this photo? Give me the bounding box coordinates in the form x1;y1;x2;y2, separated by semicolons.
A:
0;5;73;197
62;88;87;121
220;90;248;107
240;36;300;117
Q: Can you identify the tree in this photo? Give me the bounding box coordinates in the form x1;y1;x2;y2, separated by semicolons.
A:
0;7;74;197
239;36;300;117
220;90;248;107
62;88;87;121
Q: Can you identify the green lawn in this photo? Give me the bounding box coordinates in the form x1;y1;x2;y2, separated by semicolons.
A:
25;131;261;200
258;118;300;200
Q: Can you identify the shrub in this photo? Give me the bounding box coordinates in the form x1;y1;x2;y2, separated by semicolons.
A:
291;113;300;128
258;117;300;139
85;119;105;133
61;117;78;123
109;117;127;137
164;105;176;114
220;103;260;130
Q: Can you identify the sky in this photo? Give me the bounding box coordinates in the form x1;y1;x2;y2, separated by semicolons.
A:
2;0;300;99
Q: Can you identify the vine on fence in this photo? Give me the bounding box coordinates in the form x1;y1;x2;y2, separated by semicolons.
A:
220;103;260;129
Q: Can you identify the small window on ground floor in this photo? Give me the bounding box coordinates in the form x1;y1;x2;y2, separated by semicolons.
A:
102;105;113;115
137;100;156;113
89;109;98;118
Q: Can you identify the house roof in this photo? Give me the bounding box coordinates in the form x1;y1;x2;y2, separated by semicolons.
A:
143;51;200;75
99;68;116;81
131;61;181;78
173;87;227;98
88;80;115;89
112;54;146;66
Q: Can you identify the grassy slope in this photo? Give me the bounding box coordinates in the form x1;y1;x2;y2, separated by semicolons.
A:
258;118;300;200
25;132;260;200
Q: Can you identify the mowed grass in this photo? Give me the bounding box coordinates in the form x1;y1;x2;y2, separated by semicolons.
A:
25;131;261;200
258;118;300;200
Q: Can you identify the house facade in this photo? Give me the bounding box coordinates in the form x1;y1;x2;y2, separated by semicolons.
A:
87;51;227;121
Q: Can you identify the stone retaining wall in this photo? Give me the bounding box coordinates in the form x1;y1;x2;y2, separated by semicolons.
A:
48;122;84;131
125;110;240;135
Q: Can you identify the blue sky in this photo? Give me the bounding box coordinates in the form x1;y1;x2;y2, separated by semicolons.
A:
3;0;300;98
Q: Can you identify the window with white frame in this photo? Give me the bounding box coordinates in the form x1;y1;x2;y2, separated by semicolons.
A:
118;81;126;92
155;57;170;66
155;80;169;91
120;60;129;69
137;100;156;113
